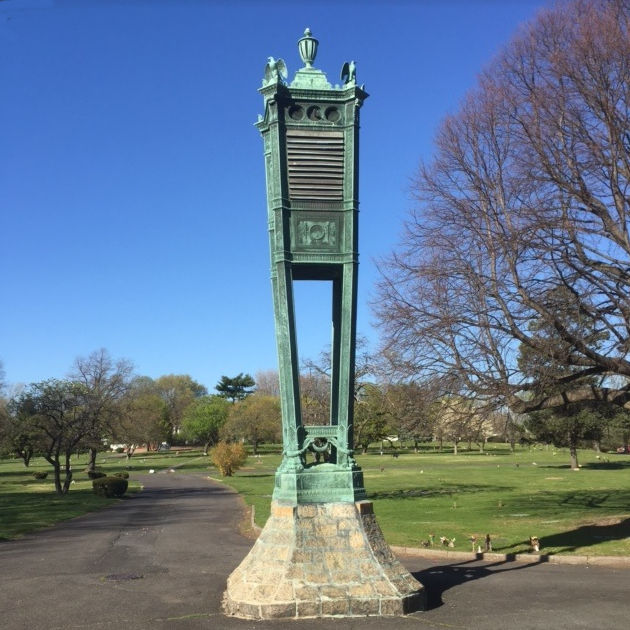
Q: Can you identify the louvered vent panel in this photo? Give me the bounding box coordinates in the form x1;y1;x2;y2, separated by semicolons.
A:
287;130;344;200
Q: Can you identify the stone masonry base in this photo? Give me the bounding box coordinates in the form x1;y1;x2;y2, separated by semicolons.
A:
223;500;425;619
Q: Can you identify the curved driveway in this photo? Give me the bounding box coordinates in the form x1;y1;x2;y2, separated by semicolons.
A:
0;472;628;629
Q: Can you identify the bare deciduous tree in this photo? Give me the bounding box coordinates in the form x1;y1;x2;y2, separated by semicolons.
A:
382;382;437;451
70;349;134;470
375;0;630;414
254;369;281;397
299;370;331;426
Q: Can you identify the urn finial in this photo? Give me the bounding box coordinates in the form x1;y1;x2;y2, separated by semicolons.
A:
298;27;318;68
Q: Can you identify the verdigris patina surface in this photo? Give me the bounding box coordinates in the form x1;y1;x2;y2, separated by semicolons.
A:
259;27;367;505
223;29;425;619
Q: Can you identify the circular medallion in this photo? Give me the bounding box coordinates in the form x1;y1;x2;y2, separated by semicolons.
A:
309;224;326;241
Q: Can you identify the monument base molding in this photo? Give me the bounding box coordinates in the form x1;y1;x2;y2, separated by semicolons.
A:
223;500;425;619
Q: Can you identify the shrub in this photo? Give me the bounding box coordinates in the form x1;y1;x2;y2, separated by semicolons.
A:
113;471;129;479
115;447;125;453
92;476;128;497
32;471;48;480
87;470;107;479
211;441;247;476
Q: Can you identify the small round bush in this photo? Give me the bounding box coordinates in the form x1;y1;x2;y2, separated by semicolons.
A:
113;471;129;479
115;447;125;453
32;471;48;480
211;441;247;476
87;470;107;479
92;476;128;498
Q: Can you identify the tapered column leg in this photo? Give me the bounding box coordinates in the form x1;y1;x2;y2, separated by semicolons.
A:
272;260;303;472
329;276;342;465
336;262;358;467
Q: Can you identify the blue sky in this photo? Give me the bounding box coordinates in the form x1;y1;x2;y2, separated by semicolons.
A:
1;0;553;391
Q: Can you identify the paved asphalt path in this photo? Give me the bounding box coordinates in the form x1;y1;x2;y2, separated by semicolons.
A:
0;471;628;630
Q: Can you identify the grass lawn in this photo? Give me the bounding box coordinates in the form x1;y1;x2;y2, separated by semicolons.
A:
212;443;630;557
2;444;630;557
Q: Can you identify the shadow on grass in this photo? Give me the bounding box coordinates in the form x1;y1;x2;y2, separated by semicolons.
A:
368;483;509;500
363;446;518;457
0;468;52;478
581;460;630;471
413;558;537;610
560;490;630;509
534;517;630;554
490;489;630;554
504;487;630;513
495;517;630;555
541;460;630;470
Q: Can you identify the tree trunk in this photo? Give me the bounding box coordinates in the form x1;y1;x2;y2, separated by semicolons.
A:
88;447;98;472
203;442;210;456
17;447;33;467
453;440;458;455
592;440;601;453
61;451;73;494
569;439;579;470
53;461;62;494
252;440;258;456
45;447;64;495
506;414;516;453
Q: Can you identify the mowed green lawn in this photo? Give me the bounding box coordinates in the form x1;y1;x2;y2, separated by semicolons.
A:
216;444;630;557
2;445;630;557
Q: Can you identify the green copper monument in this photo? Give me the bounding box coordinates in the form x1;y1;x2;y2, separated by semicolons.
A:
223;31;425;619
256;28;367;504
